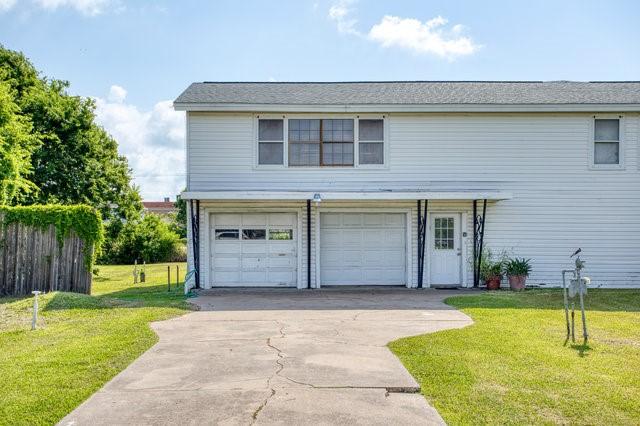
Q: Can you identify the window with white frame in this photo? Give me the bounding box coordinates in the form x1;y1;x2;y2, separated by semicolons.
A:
258;119;284;165
358;119;384;165
593;118;621;166
289;119;354;166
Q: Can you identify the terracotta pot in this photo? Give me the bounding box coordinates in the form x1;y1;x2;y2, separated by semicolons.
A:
485;276;502;290
508;275;527;291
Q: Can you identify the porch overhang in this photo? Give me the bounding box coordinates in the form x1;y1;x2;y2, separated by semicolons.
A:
180;190;512;201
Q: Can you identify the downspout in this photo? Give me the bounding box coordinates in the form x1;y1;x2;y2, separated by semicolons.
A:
307;199;311;289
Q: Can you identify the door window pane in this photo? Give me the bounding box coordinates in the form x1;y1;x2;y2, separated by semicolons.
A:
594;119;619;141
259;142;283;165
215;229;239;240
269;229;293;240
359;142;383;165
359;119;384;141
242;229;266;240
258;119;283;141
594;142;619;165
434;218;454;250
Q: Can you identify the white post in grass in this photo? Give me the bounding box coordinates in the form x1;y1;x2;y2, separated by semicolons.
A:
31;291;41;330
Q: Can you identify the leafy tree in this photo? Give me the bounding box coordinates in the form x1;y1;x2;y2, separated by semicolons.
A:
171;192;187;238
0;45;142;249
0;81;40;204
106;214;182;264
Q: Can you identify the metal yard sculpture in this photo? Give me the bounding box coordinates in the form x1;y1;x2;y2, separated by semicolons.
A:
561;248;591;344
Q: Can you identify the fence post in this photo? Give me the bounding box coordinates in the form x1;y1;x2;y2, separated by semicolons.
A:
176;265;180;287
167;266;171;292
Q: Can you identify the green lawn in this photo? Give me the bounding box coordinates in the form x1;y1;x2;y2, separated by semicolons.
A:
389;290;640;425
0;263;190;426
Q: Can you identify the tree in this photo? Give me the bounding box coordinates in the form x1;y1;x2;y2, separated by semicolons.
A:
106;214;182;264
171;192;187;238
0;81;40;204
0;45;142;237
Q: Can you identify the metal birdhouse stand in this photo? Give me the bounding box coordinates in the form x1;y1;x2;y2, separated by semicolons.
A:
561;249;591;344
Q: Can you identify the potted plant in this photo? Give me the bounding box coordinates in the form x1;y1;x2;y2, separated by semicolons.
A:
480;250;504;290
505;257;532;291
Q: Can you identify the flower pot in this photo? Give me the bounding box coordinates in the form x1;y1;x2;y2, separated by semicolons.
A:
485;275;502;290
508;275;527;291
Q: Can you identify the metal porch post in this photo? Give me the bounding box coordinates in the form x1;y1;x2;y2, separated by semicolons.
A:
189;199;201;289
307;199;311;289
417;200;428;288
473;199;487;288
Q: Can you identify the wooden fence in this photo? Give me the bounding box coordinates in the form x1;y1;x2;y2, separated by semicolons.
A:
0;222;92;297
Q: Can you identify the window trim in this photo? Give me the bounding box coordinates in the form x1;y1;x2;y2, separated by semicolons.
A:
254;114;387;169
589;115;625;170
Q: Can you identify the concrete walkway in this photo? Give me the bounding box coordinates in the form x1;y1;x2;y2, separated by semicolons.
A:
60;288;473;425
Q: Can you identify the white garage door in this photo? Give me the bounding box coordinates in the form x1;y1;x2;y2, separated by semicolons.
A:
210;213;297;287
320;213;406;286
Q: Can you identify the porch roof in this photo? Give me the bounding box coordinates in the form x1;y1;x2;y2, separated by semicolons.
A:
180;189;512;201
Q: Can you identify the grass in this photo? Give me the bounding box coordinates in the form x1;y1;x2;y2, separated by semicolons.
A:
0;262;190;426
389;289;640;425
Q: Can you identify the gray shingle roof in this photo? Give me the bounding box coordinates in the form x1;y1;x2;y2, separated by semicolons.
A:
174;81;640;105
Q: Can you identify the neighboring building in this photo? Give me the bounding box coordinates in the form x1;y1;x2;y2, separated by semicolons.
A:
142;198;177;218
174;81;640;291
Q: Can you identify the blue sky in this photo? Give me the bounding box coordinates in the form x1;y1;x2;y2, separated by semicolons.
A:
1;0;639;199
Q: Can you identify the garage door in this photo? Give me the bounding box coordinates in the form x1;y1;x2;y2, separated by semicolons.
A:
320;213;406;286
210;213;297;287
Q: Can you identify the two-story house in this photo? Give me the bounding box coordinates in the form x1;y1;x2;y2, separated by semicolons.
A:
174;81;640;291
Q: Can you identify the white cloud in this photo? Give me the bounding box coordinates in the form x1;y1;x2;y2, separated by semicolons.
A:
34;0;119;16
107;84;127;103
327;0;360;35
0;0;16;12
326;1;480;59
368;15;480;59
93;86;186;200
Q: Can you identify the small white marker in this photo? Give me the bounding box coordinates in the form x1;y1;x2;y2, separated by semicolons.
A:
32;291;41;330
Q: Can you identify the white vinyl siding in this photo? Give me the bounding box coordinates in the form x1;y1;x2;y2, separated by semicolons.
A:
187;112;640;288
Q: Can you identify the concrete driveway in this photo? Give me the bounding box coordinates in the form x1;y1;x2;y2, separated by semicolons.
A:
60;288;473;425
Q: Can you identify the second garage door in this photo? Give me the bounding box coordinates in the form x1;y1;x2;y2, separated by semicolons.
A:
320;213;407;286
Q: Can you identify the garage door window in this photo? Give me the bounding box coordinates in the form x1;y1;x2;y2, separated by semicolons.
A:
269;229;293;240
215;229;239;240
242;229;266;240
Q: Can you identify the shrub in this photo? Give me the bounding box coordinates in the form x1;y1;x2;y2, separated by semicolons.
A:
505;257;532;277
102;214;181;264
479;249;507;280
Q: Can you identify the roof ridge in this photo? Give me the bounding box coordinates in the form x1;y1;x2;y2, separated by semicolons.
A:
198;80;640;84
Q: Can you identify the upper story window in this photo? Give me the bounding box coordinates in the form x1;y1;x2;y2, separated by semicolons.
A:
289;119;354;166
593;118;621;166
257;116;384;167
358;119;384;165
258;119;284;165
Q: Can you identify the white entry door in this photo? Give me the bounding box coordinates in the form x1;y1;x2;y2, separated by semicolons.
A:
429;214;462;286
209;213;297;287
320;213;406;286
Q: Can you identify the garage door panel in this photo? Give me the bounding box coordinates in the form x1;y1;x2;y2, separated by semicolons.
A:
212;256;240;269
242;244;267;254
342;213;363;226
268;213;296;226
214;242;241;254
215;214;241;226
385;231;405;247
269;256;296;268
363;214;384;226
269;242;295;254
241;214;267;226
320;213;406;286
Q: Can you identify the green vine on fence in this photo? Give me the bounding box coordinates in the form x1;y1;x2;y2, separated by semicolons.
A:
0;205;103;271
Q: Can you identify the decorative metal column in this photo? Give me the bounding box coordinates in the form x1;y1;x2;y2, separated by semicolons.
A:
417;200;428;288
307;199;311;289
189;199;201;289
473;199;487;287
